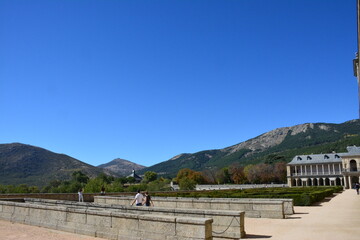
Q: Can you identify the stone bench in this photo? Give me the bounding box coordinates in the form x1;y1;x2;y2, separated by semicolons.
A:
0;200;213;240
95;195;287;219
25;198;245;239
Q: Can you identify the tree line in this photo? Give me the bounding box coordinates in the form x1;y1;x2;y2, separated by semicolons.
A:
0;161;287;193
176;162;287;190
0;170;171;194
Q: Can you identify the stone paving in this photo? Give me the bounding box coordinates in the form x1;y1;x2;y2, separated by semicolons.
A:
245;189;360;240
0;219;104;240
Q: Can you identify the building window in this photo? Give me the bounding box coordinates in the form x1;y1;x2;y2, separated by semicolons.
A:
350;160;358;172
297;156;302;161
324;155;329;159
307;156;312;160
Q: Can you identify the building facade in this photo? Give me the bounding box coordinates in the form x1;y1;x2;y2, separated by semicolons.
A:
287;146;360;189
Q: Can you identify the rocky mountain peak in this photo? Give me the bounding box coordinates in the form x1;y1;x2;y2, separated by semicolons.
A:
97;158;146;176
227;123;322;154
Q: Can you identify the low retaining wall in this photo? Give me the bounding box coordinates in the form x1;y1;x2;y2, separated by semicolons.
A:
25;198;245;239
0;193;293;215
195;184;287;190
0;200;213;240
95;195;286;219
0;193;123;202
178;197;293;215
234;198;294;215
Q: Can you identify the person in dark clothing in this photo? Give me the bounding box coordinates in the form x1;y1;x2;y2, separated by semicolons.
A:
355;182;360;195
143;191;154;207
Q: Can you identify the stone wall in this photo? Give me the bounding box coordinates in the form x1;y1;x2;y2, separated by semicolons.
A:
0;192;293;215
195;184;287;191
0;200;213;240
95;195;287;219
228;198;294;215
25;198;245;239
0;192;123;202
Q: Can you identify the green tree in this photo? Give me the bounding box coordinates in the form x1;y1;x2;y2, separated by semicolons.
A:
14;184;30;193
176;168;206;184
126;183;147;192
244;164;260;184
84;178;105;193
96;173;112;184
216;167;232;184
115;177;128;184
146;178;171;191
72;171;89;184
107;181;124;192
143;171;158;183
178;178;196;190
127;177;136;184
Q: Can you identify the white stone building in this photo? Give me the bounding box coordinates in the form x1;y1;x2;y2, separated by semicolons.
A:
287;146;360;189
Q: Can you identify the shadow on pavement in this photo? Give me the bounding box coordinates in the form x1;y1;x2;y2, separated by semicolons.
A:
245;234;272;239
285;216;302;219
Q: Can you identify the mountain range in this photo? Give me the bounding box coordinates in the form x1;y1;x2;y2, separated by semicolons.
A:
0;143;114;186
97;158;146;176
137;119;360;176
1;119;360;186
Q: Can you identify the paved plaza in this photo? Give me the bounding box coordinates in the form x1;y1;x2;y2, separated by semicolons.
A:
246;189;360;240
0;189;359;240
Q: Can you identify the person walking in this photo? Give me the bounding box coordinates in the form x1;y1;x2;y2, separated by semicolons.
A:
131;190;144;206
143;191;154;207
78;188;84;202
355;182;360;195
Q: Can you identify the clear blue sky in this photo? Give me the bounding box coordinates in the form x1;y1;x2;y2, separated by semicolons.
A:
0;0;358;167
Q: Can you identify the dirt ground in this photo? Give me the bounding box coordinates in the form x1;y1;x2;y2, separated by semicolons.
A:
0;189;359;240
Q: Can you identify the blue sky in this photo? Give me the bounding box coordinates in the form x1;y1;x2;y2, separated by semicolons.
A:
0;0;358;167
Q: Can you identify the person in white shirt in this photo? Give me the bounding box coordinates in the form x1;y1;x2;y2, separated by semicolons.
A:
78;188;84;202
131;190;144;206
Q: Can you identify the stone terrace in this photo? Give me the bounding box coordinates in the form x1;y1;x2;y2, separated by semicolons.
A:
0;190;359;240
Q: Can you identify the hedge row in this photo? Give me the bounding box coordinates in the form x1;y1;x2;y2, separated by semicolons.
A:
152;186;343;206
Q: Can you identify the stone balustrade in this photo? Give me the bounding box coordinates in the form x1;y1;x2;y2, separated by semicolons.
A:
95;195;287;219
24;198;245;239
0;200;213;240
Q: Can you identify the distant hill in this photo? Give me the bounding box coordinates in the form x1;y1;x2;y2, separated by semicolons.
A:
0;143;112;186
97;158;146;176
138;119;360;177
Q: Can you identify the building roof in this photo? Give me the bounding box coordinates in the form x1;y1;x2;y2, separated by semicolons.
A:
288;146;360;165
127;169;142;181
344;146;360;156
